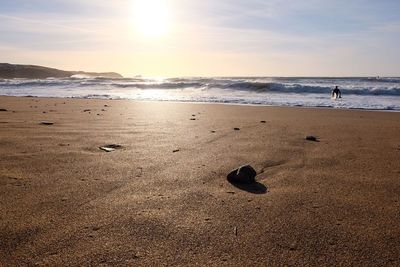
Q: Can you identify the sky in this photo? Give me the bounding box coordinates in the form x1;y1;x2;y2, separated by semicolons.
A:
0;0;400;77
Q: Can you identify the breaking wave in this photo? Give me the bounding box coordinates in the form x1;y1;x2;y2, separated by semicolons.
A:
1;77;400;96
1;77;399;110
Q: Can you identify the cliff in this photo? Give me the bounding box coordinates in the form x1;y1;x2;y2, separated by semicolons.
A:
0;63;123;79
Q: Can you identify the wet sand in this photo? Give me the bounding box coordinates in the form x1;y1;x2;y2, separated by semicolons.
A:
0;96;400;266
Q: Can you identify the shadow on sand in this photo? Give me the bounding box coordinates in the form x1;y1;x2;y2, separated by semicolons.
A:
228;181;267;194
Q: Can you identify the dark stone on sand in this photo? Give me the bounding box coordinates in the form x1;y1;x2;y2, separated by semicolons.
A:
173;149;180;153
190;118;196;121
211;131;216;133
234;128;240;131
306;136;318;142
260;121;266;123
40;121;54;125
0;108;7;112
227;165;257;184
83;109;91;112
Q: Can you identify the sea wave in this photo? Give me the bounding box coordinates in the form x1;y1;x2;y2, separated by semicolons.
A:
1;77;399;110
215;82;400;96
1;77;400;96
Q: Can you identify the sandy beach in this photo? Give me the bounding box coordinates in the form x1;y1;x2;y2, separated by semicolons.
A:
0;96;399;266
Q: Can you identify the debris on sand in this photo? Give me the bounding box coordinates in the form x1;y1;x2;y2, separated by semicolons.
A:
306;136;318;142
211;130;216;133
260;121;266;123
83;109;91;112
234;128;240;131
173;149;180;153
99;144;123;152
0;108;7;112
40;121;54;125
58;143;70;147
227;165;257;184
190;118;196;121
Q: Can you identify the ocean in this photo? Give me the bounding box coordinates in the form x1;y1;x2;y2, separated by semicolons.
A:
1;76;400;111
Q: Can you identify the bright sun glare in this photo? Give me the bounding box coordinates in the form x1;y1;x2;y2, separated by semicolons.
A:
134;0;170;38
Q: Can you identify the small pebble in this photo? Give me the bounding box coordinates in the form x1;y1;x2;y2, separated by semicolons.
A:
40;121;54;125
99;144;123;152
58;143;70;147
306;136;318;142
289;242;297;251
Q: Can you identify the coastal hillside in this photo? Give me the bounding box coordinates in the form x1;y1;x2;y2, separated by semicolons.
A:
0;63;123;79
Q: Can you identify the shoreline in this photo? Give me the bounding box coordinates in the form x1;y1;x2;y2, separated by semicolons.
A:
1;95;399;112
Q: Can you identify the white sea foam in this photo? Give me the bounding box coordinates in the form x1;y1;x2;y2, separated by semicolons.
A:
0;77;399;110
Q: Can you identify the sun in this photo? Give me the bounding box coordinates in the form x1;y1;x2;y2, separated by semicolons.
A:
133;0;170;38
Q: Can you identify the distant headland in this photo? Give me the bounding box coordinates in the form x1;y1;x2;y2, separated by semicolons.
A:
0;63;123;79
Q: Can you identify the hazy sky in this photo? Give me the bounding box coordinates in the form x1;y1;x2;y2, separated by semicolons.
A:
1;0;399;77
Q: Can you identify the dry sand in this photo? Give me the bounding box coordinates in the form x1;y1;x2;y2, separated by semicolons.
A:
0;96;399;266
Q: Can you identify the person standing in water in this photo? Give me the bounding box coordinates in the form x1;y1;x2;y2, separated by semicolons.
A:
331;86;342;99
